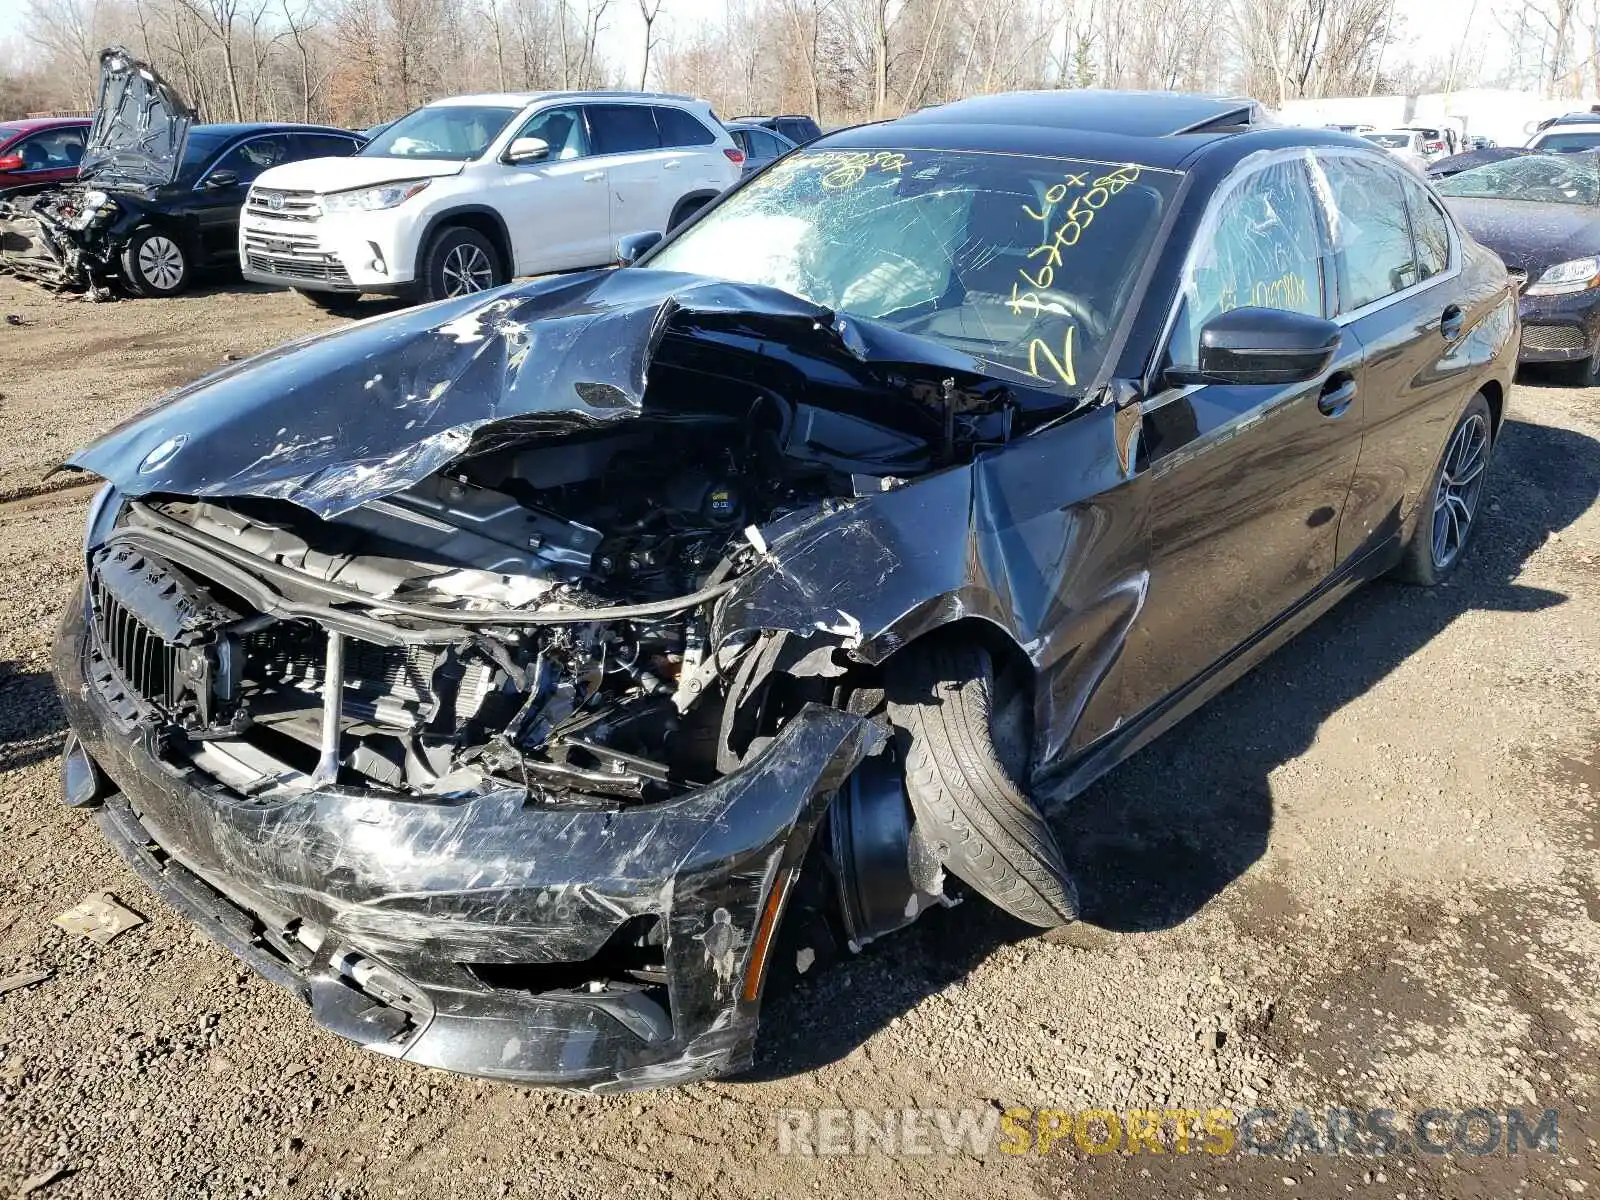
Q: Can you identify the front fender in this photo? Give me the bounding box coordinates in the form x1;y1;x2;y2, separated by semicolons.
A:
715;403;1151;775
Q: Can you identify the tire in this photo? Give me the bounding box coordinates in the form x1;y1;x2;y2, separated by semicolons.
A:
295;288;362;314
120;227;191;297
885;641;1078;928
1393;393;1494;585
418;226;504;303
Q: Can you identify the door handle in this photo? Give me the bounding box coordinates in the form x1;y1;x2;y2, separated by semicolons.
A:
1317;373;1357;417
582;170;604;182
1441;304;1464;340
663;159;681;170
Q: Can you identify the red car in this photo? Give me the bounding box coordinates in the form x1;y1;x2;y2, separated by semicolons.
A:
0;117;92;194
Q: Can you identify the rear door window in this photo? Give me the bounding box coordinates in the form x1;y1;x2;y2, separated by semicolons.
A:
1399;175;1452;279
1318;155;1420;310
1168;157;1329;369
590;105;661;155
654;106;715;148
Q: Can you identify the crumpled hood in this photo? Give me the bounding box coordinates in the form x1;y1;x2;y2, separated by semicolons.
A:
252;155;467;194
67;268;1020;519
79;47;194;189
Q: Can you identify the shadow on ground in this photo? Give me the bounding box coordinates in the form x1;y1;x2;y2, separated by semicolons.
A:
747;412;1600;1081
0;661;66;773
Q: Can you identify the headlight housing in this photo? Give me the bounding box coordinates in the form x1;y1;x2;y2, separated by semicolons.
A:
1525;256;1600;296
319;179;431;214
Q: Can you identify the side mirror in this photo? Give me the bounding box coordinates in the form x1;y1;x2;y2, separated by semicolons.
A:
0;155;25;172
616;230;663;266
1167;306;1340;387
506;137;549;164
206;170;239;189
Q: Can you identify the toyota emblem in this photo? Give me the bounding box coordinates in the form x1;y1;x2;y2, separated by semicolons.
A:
266;192;284;212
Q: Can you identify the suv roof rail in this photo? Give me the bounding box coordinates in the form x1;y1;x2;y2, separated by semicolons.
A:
541;89;701;102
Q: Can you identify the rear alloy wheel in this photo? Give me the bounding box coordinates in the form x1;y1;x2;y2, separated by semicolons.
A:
420;227;504;303
886;641;1078;928
120;228;191;297
1394;393;1494;585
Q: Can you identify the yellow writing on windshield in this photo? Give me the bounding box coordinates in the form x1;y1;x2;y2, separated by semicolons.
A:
1010;165;1141;303
1018;164;1142;288
1027;324;1077;386
813;150;911;190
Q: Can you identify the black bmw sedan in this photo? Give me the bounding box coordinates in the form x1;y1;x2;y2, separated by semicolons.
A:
51;90;1514;1091
1435;152;1600;381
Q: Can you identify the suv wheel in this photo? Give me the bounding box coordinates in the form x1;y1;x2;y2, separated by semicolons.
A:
121;228;191;297
420;227;503;302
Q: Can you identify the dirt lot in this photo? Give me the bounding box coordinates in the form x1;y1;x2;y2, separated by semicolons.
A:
0;276;1597;1200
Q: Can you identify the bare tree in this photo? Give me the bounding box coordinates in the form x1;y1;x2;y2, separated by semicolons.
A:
638;0;663;87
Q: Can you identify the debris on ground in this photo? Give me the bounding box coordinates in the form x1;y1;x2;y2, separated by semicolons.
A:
0;969;50;996
15;1165;69;1196
51;893;144;946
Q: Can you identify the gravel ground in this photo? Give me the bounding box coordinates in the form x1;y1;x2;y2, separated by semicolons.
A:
0;277;1596;1199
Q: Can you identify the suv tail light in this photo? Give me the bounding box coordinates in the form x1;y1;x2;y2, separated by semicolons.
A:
723;147;746;165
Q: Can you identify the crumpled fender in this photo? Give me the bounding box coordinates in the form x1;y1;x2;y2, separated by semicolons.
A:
713;401;1151;774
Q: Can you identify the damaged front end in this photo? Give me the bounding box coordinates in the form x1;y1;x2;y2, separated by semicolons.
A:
54;269;1048;1088
0;185;125;291
0;47;192;292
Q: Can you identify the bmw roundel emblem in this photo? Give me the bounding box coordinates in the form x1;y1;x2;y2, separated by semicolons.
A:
139;434;187;474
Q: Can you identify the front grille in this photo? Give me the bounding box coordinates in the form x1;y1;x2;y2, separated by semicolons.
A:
245;251;352;284
246;188;319;222
90;570;182;710
1522;323;1588;351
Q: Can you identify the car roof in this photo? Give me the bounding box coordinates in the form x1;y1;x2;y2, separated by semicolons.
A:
1536;121;1600;133
0;116;92;136
190;122;362;137
903;90;1264;137
818;90;1354;171
424;91;701;109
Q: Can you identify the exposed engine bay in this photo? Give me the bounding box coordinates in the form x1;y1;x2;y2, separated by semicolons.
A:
90;391;931;807
0;184;126;291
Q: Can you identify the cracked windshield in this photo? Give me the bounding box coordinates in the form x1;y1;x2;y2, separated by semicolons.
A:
646;149;1182;392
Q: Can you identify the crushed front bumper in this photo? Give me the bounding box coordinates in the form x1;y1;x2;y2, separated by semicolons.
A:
0;205;76;288
53;585;881;1091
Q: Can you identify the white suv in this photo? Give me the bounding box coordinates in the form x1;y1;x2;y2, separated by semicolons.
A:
239;92;743;307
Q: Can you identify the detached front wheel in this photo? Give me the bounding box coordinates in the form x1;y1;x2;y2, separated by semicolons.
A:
121;227;191;297
886;641;1078;928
